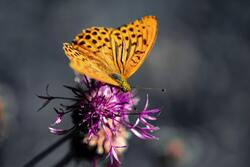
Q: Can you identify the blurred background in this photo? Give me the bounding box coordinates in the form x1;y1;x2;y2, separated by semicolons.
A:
0;0;250;166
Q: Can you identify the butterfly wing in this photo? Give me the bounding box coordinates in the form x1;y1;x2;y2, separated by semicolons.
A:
63;43;119;86
110;16;158;79
63;16;157;88
71;27;120;73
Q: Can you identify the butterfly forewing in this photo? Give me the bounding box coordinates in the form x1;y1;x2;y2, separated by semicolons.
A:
113;16;158;78
72;27;119;73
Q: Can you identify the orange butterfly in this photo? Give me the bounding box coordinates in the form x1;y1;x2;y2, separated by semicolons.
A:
63;15;158;92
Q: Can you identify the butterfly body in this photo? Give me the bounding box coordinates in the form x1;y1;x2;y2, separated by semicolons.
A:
63;16;157;92
110;73;131;92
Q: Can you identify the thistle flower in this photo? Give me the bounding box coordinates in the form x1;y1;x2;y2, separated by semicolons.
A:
39;75;160;164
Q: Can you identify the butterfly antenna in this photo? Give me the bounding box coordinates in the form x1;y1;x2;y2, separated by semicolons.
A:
132;86;167;93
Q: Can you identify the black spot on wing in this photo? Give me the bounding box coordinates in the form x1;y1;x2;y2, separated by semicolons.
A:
85;35;91;39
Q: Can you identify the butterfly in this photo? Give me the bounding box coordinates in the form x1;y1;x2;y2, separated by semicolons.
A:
63;15;158;92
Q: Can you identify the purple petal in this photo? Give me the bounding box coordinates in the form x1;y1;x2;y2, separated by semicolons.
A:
111;147;120;163
142;109;160;115
51;115;62;126
130;128;147;139
143;94;149;110
48;127;71;135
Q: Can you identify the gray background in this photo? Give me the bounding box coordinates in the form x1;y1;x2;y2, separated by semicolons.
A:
0;0;250;166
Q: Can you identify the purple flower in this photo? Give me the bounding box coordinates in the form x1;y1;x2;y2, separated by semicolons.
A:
38;75;160;164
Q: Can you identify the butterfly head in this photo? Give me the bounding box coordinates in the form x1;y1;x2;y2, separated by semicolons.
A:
110;73;131;92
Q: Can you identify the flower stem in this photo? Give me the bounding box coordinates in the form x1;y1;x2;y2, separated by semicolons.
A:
92;158;97;167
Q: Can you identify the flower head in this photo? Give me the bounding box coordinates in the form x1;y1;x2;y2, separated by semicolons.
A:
39;75;160;163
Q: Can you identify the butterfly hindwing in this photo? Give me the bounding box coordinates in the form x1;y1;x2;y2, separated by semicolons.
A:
63;43;119;86
110;29;125;74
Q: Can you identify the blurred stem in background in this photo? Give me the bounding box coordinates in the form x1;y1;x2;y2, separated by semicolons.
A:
23;131;75;167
